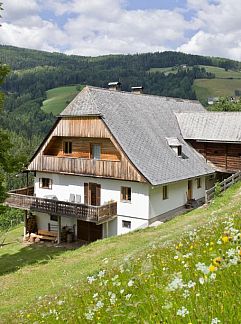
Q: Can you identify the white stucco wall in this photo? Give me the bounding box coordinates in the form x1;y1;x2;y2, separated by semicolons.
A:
149;176;206;219
35;212;77;235
35;172;149;219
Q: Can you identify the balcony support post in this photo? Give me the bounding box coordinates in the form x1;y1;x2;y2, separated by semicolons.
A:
24;210;28;237
57;215;61;244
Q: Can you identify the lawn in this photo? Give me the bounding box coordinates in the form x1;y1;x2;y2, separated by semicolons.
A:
193;78;241;103
41;85;83;115
1;182;241;322
148;66;179;74
199;65;241;79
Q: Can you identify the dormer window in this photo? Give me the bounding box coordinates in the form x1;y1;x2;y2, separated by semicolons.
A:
166;137;183;157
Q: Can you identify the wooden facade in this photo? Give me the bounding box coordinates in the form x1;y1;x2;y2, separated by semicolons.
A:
29;117;146;182
188;140;241;172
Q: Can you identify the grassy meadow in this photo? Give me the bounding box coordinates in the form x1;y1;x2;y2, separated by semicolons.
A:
41;85;82;115
0;183;240;323
193;78;241;103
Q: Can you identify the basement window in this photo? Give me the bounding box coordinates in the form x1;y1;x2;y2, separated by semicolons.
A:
121;186;131;202
39;178;52;189
122;220;131;229
63;141;72;154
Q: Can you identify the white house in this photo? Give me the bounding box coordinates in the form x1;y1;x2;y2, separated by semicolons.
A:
6;84;215;242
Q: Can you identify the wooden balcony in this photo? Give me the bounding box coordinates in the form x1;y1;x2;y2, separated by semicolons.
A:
5;187;117;223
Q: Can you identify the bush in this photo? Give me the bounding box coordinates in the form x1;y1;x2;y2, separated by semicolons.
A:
214;181;222;197
0;206;23;231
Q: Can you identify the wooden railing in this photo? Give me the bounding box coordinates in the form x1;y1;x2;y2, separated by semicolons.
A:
205;171;241;203
5;188;117;223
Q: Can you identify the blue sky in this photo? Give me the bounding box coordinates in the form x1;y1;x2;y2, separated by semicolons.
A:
0;0;241;60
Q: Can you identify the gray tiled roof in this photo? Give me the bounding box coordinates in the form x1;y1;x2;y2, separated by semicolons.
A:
176;112;241;142
61;86;214;185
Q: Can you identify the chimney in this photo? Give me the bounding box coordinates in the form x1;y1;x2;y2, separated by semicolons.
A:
108;81;121;91
131;86;144;94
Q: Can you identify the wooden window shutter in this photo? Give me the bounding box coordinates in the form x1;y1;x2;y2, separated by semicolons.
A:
84;183;89;204
96;184;101;206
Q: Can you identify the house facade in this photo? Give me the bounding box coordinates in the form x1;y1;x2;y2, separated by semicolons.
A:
6;85;224;242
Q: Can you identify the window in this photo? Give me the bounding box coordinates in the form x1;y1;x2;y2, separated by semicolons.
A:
122;220;131;228
197;177;202;189
50;214;58;222
91;144;101;160
177;145;182;156
121;186;131;202
163;185;168;200
63;141;72;154
39;178;52;189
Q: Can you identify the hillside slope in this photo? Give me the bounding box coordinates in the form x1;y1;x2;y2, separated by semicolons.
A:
1;182;241;322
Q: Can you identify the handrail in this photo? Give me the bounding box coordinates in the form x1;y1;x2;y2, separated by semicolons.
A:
5;191;117;223
205;171;241;203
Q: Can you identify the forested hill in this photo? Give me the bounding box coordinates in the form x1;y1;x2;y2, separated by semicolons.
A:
0;45;241;190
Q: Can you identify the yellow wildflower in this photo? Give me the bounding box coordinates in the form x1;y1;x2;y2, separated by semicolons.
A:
209;265;217;272
213;257;222;266
222;236;229;243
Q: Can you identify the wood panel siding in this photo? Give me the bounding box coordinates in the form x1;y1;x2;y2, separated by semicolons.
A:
29;117;146;182
43;137;121;161
188;140;241;172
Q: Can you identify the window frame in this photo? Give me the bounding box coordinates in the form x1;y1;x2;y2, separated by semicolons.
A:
121;186;132;202
91;143;101;160
122;220;131;229
39;178;52;189
63;141;72;154
163;185;168;200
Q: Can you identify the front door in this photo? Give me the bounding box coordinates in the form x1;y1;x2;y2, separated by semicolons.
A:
187;180;193;200
84;183;101;206
77;220;102;242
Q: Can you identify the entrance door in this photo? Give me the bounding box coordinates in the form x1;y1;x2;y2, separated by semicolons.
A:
187;180;193;200
77;220;102;242
84;183;101;206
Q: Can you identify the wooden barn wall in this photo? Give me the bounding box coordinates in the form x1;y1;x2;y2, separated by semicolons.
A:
188;140;241;171
29;117;146;183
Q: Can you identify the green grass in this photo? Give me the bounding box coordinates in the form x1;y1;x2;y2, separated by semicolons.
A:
41;85;83;115
1;183;241;322
199;65;241;79
194;78;241;103
149;66;179;75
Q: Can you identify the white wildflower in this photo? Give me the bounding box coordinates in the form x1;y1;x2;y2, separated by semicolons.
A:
120;289;125;294
196;262;210;274
174;255;179;260
211;318;221;324
229;256;239;265
183;290;190;298
167;276;185;291
110;293;116;305
177;306;189;317
125;294;132;300
98;270;106;278
210;273;216;281
187;280;196;288
85;311;94;320
128;279;134;287
95;300;104;310
199;277;205;285
93;293;98;300
226;248;236;257
57;300;65;306
112;275;119;281
87;276;96;284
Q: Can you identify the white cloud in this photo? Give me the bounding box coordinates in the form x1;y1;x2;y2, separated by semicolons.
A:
0;0;241;60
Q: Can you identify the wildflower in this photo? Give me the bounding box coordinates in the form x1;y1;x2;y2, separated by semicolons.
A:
85;311;94;320
210;273;216;281
211;318;221;324
174;255;179;260
222;236;229;244
167;276;185;291
95;300;104;310
196;262;209;274
177;306;189;317
226;248;236;257
183;290;190;298
208;265;217;272
125;294;132;300
199;277;205;285
87;276;96;284
213;257;222;267
187;280;196;288
98;270;106;278
120;289;125;294
110;293;116;305
93;293;99;300
128;279;134;287
57;300;65;306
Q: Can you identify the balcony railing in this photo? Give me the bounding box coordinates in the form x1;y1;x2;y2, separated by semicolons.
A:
5;187;117;223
